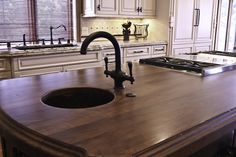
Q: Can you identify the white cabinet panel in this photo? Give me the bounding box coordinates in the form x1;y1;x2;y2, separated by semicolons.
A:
12;52;102;78
119;0;138;15
195;0;215;43
172;44;194;55
152;45;167;57
96;0;119;15
139;0;156;16
0;58;11;79
170;0;216;55
124;46;152;62
172;0;195;44
194;43;212;52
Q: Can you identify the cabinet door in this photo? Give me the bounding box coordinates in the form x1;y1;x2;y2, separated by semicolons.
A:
119;0;139;16
95;0;119;15
194;43;212;52
172;44;194;56
194;0;215;43
171;0;195;45
139;0;156;16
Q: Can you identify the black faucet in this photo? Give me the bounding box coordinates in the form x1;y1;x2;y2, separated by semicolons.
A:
23;34;26;46
80;31;135;89
50;25;67;45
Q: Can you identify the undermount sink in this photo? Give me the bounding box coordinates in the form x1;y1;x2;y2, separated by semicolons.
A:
14;43;75;50
41;87;115;109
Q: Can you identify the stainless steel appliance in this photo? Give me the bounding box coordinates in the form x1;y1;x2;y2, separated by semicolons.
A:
139;56;236;76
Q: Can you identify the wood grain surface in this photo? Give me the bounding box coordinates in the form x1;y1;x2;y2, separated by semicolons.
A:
1;63;236;157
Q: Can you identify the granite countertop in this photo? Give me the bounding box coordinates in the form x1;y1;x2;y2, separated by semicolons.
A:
0;40;167;57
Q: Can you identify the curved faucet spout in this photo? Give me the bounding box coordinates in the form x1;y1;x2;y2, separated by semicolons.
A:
80;31;121;72
50;24;67;45
80;31;134;89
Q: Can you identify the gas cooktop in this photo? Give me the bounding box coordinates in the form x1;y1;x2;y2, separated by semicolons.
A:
139;57;236;76
200;51;236;57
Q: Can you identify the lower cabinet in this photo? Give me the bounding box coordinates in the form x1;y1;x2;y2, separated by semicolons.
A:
0;58;11;79
12;52;102;78
171;43;212;55
124;46;152;62
152;44;167;57
2;44;167;78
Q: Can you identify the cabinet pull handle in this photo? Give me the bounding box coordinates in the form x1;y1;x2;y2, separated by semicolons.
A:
137;7;140;12
197;9;200;26
194;9;200;26
155;48;164;51
140;7;143;12
133;50;144;53
105;53;114;56
97;4;101;11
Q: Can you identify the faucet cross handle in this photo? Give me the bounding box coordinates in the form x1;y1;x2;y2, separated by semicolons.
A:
127;61;134;84
104;57;109;77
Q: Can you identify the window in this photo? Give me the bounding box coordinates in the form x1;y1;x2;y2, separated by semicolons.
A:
0;0;73;43
0;0;31;42
217;0;236;51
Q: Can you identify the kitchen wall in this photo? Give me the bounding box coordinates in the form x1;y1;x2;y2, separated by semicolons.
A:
80;0;170;42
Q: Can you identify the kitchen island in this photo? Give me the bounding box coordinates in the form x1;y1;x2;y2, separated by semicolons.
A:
1;63;236;157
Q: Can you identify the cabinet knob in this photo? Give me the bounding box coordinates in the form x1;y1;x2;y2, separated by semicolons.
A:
97;4;101;11
137;7;140;12
140;7;143;12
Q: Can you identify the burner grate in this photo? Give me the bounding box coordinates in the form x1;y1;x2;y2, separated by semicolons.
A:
139;57;220;74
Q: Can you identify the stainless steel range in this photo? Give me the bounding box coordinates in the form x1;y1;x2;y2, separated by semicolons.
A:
139;56;236;76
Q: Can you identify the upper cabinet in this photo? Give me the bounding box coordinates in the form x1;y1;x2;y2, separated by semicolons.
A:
83;0;156;18
95;0;119;15
119;0;156;16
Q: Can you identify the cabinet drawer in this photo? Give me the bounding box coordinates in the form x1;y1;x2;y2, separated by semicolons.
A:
13;67;62;78
64;61;103;71
13;52;101;71
124;46;152;57
0;58;10;71
152;45;166;56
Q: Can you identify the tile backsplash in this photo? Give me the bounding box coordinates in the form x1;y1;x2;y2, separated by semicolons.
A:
81;18;168;41
81;18;142;36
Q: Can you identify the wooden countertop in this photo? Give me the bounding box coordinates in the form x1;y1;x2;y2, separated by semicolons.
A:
1;64;236;157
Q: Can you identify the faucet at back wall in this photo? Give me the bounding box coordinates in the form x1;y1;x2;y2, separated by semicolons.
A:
80;31;135;89
50;24;67;45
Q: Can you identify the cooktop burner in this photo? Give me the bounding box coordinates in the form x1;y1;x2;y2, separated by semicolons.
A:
139;57;236;76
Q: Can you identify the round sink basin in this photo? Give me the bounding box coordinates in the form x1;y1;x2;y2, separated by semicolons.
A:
41;87;115;109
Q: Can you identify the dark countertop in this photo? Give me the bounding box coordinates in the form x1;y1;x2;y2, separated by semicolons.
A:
1;63;236;156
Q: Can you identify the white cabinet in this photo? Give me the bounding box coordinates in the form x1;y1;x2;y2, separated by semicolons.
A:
119;0;156;17
119;0;138;16
124;46;152;62
12;52;102;78
123;44;166;62
83;0;156;17
152;44;167;57
95;0;119;15
0;58;11;79
83;0;119;17
170;0;216;55
138;0;156;16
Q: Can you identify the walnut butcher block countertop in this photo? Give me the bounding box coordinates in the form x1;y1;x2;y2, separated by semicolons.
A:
1;63;236;157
